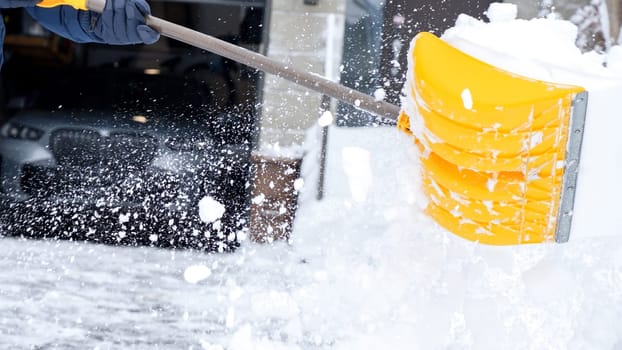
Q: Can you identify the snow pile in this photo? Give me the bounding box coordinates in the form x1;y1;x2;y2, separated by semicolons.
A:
284;125;622;349
443;3;622;84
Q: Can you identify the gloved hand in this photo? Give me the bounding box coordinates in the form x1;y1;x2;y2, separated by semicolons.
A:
92;0;159;45
0;0;40;8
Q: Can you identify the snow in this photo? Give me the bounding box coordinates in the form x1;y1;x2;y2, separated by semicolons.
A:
252;193;266;205
184;264;213;284
2;3;622;349
288;125;622;349
198;196;226;224
373;88;386;101
461;88;473;110
317;110;334;127
293;178;305;191
339;146;373;203
485;2;518;22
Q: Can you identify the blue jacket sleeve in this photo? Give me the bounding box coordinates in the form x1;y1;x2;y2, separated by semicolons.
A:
25;6;105;44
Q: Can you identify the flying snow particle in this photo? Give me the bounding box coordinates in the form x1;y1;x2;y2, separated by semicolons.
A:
183;264;212;284
252;193;266;205
198;196;226;224
149;234;158;242
318;110;334;126
374;88;386;101
461;88;473;110
293;178;305;191
119;213;130;224
236;230;248;242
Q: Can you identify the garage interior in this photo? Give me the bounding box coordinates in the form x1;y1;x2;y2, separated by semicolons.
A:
0;0;266;251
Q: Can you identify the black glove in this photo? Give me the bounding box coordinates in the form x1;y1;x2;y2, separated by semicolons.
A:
92;0;159;45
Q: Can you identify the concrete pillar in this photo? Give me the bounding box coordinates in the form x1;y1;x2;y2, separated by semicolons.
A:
259;0;346;148
250;0;346;243
606;0;622;44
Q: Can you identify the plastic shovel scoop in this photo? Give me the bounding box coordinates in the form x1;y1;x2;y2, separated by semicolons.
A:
399;32;589;245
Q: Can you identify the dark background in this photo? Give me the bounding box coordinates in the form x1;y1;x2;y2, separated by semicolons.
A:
337;0;495;126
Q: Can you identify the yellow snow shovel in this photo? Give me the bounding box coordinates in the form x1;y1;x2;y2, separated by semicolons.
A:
398;32;588;245
37;0;589;245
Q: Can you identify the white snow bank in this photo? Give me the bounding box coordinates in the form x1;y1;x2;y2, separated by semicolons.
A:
286;126;622;349
444;4;618;84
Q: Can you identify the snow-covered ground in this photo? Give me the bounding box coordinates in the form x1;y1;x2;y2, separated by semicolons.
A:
2;3;622;349
3;126;622;349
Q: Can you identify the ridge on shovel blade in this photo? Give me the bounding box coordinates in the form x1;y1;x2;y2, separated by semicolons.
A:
398;32;588;245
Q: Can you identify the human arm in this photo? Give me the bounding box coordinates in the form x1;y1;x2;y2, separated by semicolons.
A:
25;0;158;45
26;6;98;43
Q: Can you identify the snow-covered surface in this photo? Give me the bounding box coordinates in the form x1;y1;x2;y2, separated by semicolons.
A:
2;3;622;349
295;126;622;349
3;126;622;349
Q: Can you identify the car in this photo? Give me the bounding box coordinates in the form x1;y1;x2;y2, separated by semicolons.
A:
0;67;253;252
